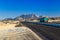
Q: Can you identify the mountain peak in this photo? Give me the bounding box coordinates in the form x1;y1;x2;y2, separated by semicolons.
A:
15;14;38;20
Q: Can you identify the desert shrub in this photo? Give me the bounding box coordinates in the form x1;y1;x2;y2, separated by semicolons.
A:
15;23;22;27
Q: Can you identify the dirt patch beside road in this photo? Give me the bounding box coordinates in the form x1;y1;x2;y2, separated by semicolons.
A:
0;27;43;40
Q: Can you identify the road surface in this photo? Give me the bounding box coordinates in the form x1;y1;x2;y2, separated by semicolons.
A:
21;22;60;40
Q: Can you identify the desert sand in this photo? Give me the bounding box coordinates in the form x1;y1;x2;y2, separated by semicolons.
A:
0;22;42;40
0;22;16;30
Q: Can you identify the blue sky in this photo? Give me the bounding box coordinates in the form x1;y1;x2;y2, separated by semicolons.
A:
0;0;60;19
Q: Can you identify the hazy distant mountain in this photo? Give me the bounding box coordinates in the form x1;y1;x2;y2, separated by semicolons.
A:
14;17;23;20
2;14;60;21
3;18;14;20
14;14;38;20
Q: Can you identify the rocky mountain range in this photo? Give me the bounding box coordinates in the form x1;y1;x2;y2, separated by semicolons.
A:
3;14;60;21
3;14;39;20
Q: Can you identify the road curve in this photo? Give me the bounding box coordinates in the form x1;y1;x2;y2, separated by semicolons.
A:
21;22;60;40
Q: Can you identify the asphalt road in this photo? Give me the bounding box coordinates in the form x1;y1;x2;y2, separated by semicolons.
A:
21;22;60;40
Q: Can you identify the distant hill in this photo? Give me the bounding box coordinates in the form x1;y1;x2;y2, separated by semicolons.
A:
3;18;14;21
3;14;60;21
14;14;38;20
3;14;38;21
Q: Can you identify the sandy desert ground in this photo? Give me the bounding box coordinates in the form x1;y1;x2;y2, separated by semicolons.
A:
0;22;42;40
0;22;16;30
